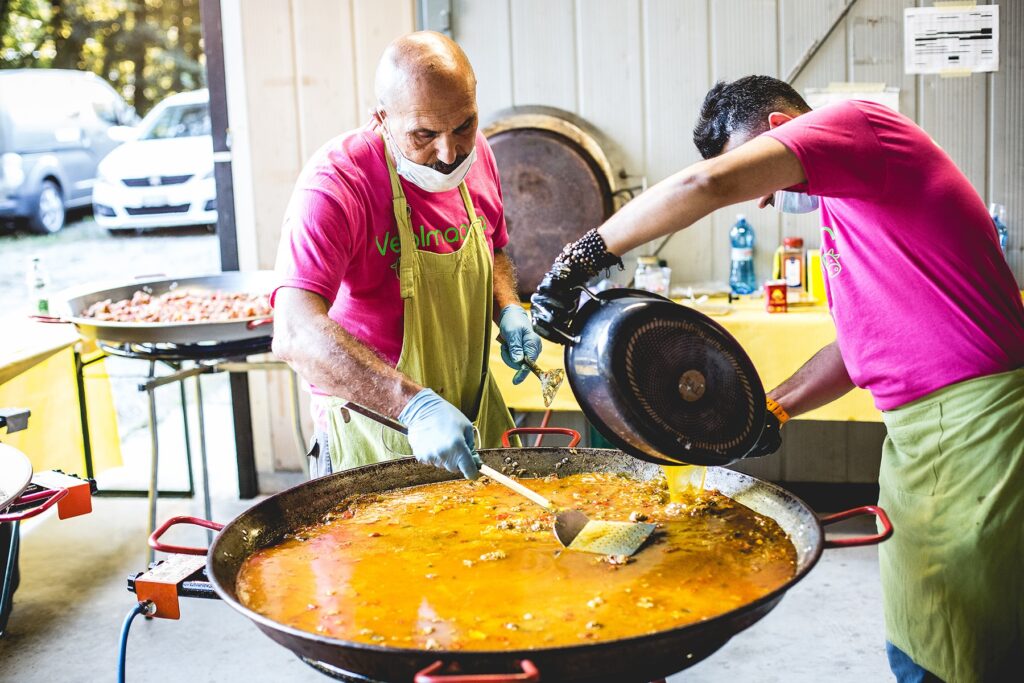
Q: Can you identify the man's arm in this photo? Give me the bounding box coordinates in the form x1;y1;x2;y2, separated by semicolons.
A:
492;249;519;318
599;136;806;255
271;287;421;418
768;342;855;418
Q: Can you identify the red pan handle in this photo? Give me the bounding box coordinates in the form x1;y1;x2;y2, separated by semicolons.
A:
501;427;581;449
247;316;274;330
415;660;540;683
29;314;69;324
149;516;225;555
0;487;68;523
820;505;893;548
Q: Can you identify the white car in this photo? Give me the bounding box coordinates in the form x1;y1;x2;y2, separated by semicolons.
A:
93;89;216;232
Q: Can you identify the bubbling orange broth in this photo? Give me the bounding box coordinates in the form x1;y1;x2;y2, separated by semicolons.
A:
235;472;797;651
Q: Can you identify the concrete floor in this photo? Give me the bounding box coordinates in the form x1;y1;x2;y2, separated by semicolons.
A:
0;491;893;683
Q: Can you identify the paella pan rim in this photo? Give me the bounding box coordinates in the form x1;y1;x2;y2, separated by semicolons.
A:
205;451;827;664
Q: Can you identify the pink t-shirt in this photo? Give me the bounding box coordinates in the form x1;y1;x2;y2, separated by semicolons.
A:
765;100;1024;410
273;123;509;373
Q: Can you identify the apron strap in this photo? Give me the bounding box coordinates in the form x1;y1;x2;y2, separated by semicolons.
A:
381;132;417;299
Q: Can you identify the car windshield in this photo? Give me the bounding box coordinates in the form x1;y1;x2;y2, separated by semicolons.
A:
141;102;210;140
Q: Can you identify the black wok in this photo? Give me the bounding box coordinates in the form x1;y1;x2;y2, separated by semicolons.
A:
145;428;890;683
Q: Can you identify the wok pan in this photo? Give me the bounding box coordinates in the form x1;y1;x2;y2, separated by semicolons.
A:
38;271;277;344
139;428;891;683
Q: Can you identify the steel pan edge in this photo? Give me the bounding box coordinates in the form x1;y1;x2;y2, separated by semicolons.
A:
55;271;277;344
205;449;826;682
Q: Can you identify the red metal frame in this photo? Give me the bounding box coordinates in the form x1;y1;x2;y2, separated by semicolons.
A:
0;487;67;523
820;505;893;548
414;659;540;683
246;317;274;330
501;427;581;449
149;516;225;555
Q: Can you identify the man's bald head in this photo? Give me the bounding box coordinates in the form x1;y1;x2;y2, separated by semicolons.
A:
374;32;480;171
375;31;476;112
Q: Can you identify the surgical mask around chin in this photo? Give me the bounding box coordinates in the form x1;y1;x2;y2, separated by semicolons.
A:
773;190;820;214
383;122;476;193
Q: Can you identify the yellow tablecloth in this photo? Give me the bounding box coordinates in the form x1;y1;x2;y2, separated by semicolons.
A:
490;298;881;422
0;317;122;474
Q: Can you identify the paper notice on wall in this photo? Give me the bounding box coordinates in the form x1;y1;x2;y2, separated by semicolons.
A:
804;83;900;113
904;5;999;75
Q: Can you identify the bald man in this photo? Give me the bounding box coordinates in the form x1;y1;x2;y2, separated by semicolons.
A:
272;32;538;479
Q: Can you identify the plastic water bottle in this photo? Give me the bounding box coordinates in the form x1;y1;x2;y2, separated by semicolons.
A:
729;214;757;295
26;256;51;314
990;202;1008;256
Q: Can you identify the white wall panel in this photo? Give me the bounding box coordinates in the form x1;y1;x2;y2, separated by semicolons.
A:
454;0;514;116
509;0;578;112
292;0;359;158
849;0;917;120
642;0;713;282
576;0;645;175
709;0;780;285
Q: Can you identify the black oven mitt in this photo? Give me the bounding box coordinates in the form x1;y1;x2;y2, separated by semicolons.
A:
531;228;622;344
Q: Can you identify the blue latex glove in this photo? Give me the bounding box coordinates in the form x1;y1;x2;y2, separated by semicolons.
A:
498;304;543;385
398;389;481;479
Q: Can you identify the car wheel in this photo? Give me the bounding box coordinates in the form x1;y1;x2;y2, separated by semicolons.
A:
27;180;66;234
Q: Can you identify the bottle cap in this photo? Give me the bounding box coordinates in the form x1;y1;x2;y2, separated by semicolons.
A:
736;214;746;221
783;237;804;248
637;256;659;264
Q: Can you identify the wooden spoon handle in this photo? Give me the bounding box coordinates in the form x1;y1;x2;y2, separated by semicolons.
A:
479;464;555;512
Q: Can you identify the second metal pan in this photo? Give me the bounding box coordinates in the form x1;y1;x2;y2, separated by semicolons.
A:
52;271;278;344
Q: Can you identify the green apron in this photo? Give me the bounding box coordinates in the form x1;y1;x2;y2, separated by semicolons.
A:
878;368;1024;682
320;138;516;471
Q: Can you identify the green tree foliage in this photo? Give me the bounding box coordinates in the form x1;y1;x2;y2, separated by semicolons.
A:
0;0;204;117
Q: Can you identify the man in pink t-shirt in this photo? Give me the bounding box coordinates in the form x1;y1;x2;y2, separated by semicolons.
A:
532;76;1022;682
272;33;540;480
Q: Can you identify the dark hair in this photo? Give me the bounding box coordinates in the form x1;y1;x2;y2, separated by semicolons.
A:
692;75;811;159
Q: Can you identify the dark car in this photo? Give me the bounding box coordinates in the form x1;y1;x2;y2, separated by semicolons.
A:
0;69;137;233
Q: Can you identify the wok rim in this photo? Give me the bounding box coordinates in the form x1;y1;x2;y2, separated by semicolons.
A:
205;449;828;660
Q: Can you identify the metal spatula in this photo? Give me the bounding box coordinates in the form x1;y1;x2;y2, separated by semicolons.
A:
340;402;655;556
478;464;656;557
496;334;565;407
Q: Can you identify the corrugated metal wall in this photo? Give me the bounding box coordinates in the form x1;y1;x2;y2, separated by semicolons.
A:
454;0;1024;286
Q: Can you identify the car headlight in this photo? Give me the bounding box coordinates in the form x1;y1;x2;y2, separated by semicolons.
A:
2;153;25;190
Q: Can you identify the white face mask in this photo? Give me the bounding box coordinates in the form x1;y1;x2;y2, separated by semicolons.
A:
773;190;820;214
382;120;476;193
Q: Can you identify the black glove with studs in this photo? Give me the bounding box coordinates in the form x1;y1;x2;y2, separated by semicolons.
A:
530;229;623;344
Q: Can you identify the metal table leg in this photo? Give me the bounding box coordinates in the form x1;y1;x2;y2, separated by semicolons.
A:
146;362;160;565
287;368;307;461
0;521;19;636
174;363;196;499
194;370;213;543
